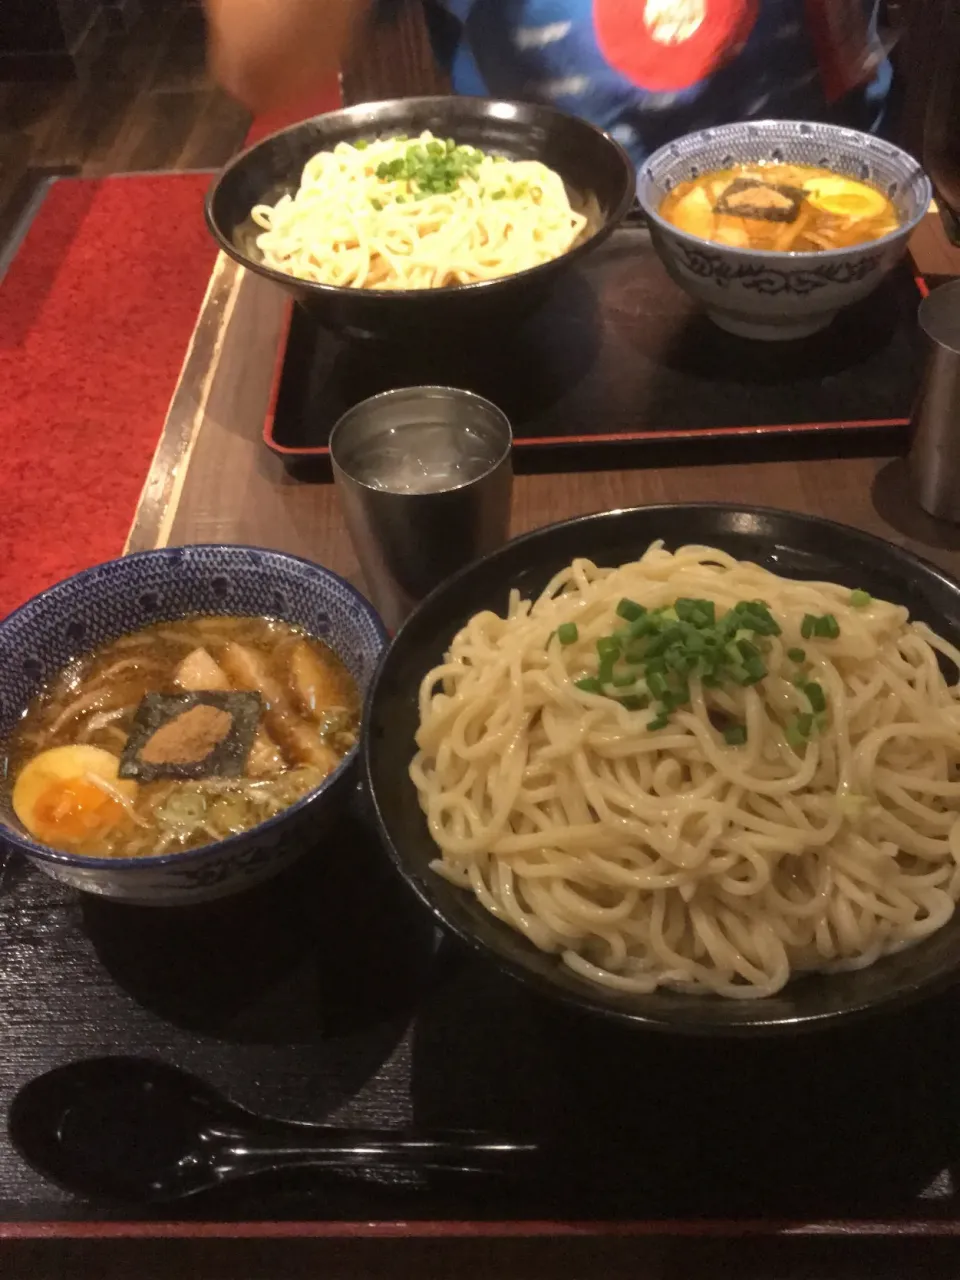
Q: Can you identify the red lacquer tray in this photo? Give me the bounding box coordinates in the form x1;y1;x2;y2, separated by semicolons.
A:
263;227;926;481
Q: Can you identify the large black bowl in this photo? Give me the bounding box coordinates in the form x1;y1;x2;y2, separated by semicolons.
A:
364;504;960;1034
205;96;635;342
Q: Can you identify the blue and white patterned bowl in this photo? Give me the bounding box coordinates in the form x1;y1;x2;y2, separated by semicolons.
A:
637;120;932;341
0;546;387;905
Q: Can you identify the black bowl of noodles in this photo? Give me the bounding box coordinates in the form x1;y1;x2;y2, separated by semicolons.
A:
363;504;960;1034
205;95;635;342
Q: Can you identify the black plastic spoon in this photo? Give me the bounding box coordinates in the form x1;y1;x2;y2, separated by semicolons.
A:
8;1057;540;1203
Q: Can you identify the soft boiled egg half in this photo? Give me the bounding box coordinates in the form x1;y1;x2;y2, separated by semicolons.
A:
801;174;890;220
12;745;138;854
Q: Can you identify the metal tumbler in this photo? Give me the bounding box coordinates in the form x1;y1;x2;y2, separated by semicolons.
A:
329;387;513;632
908;279;960;521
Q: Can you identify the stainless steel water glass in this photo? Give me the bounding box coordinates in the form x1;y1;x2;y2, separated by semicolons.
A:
908;279;960;521
329;387;513;631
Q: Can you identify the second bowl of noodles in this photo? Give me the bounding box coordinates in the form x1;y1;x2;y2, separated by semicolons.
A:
365;504;960;1033
205;96;635;342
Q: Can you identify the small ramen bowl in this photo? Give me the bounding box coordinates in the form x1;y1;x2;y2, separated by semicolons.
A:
636;119;932;341
0;546;387;906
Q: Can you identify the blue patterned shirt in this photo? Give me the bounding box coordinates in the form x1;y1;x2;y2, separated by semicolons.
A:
419;0;892;165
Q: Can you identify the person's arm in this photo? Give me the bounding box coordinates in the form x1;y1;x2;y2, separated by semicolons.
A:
204;0;371;113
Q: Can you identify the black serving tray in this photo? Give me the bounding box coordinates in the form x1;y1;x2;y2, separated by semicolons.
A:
3;794;960;1236
264;227;926;481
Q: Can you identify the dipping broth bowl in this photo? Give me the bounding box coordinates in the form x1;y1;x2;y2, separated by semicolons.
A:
0;546;387;905
636;120;931;341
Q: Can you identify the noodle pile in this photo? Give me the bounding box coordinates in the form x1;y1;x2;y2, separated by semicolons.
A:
410;544;960;999
251;131;588;290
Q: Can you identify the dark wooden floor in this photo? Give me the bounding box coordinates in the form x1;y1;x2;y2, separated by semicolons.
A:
0;2;250;249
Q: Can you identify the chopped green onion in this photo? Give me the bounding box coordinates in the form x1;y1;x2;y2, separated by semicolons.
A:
611;671;637;688
491;190;506;199
620;694;648;711
647;713;669;732
355;138;369;150
723;724;747;746
813;614;840;639
616;598;646;623
557;622;578;646
803;681;826;713
575;676;602;694
647;670;668;699
801;614;817;640
850;589;871;608
786;711;815;749
744;656;767;684
370;197;383;211
597;636;621;661
787;647;806;663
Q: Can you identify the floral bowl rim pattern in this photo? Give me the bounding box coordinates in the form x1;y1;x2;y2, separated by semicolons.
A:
0;544;388;872
636;119;932;264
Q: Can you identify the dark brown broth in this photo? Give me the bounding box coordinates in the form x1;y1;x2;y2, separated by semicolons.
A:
3;616;359;858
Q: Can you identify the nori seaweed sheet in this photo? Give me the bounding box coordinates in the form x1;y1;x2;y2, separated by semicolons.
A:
118;691;263;782
713;177;806;223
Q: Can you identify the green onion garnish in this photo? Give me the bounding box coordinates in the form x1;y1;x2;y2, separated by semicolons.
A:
616;598;646;623
801;614;817;640
803;681;826;713
563;596;818;730
620;694;648;711
786;711;815;750
723;724;747;746
647;713;669;732
850;589;871;608
557;622;578;646
813;614;840;639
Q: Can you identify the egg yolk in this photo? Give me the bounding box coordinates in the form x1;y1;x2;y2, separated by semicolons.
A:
29;777;129;846
12;745;138;854
803;176;888;220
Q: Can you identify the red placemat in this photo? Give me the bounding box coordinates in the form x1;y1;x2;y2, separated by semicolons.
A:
0;173;218;619
0;79;342;620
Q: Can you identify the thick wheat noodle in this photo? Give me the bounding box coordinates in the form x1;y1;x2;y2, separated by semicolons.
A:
251;132;587;290
410;543;960;999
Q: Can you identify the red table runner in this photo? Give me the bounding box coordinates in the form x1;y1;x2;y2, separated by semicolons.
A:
0;80;342;619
